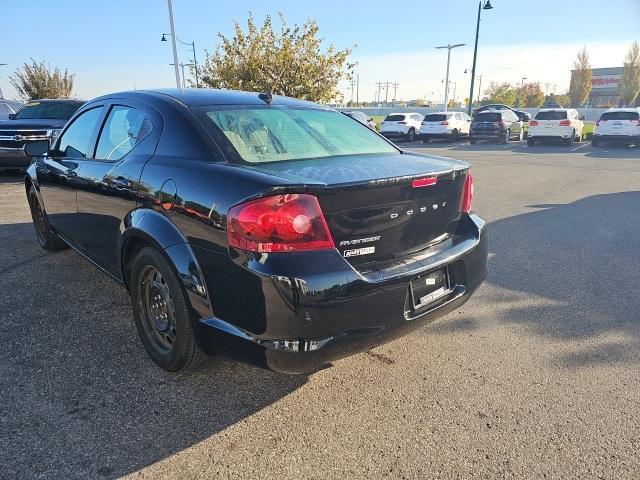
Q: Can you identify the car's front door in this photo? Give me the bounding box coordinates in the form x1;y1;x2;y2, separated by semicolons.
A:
74;101;161;278
37;106;105;243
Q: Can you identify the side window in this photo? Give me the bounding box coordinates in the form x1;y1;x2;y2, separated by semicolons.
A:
57;107;104;158
95;105;153;161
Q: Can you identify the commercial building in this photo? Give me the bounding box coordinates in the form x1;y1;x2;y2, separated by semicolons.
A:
571;67;623;107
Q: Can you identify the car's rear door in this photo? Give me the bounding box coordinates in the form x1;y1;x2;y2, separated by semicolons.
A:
37;105;105;243
74;100;162;277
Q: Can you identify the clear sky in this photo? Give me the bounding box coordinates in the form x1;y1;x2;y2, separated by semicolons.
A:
1;0;638;102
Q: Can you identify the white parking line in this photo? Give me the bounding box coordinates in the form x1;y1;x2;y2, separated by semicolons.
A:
571;143;590;152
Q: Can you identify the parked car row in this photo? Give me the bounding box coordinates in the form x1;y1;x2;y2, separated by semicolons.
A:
371;106;640;148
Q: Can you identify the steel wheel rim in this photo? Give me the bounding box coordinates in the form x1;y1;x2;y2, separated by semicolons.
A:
139;266;177;353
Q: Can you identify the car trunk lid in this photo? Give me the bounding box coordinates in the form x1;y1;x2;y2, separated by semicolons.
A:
241;152;468;266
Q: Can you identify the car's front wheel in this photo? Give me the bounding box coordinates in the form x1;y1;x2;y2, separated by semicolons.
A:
131;247;206;372
27;186;67;251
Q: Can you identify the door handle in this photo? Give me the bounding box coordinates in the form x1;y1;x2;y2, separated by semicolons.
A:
111;176;133;189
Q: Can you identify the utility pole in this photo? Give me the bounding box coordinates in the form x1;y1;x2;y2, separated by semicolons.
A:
356;74;359;106
392;82;399;103
375;82;384;104
384;81;390;105
544;81;551;96
166;0;181;90
436;43;465;112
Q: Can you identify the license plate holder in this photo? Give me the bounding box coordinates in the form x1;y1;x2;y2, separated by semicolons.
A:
410;268;451;310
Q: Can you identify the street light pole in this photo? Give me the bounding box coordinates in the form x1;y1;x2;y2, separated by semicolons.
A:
166;0;181;90
467;0;493;115
436;43;465;112
0;63;7;99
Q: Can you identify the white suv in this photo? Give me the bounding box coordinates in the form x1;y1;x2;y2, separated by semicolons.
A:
418;111;471;142
527;108;584;146
592;108;640;147
380;113;423;142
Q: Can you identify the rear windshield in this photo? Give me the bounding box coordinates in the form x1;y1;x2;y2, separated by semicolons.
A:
197;106;397;164
423;114;447;122
535;110;567;120
600;111;639;121
384;114;405;121
15;101;82;120
474;112;501;122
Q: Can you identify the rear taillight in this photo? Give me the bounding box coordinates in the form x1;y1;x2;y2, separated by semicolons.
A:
559;120;571;126
440;121;449;125
227;194;334;253
529;120;539;126
460;173;474;214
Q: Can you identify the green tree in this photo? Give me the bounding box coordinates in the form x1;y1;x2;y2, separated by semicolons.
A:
516;82;545;108
618;41;640;106
484;82;517;106
569;47;592;107
9;59;75;101
198;13;354;103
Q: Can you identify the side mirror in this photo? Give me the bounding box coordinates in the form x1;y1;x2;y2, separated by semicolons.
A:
24;140;50;157
8;113;16;120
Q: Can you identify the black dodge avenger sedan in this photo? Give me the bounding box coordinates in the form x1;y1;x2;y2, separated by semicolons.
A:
24;89;487;374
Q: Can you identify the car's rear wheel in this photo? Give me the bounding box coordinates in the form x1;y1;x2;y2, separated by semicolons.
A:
564;132;574;146
450;129;459;142
27;186;67;251
469;138;478;145
407;128;416;142
131;247;206;372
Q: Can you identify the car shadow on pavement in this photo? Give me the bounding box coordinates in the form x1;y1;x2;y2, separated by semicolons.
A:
429;191;640;367
0;221;307;479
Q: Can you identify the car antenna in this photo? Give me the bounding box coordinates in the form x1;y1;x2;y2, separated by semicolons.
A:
258;91;273;105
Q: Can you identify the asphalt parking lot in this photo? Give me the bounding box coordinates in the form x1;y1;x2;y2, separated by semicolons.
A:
1;140;639;479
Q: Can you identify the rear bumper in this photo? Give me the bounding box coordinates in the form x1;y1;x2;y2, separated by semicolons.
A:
418;132;454;139
593;134;640;143
0;147;29;169
381;130;410;137
470;131;502;139
200;213;488;374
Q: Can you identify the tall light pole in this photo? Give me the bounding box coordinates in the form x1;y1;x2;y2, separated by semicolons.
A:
467;0;493;115
519;76;527;107
436;43;465;112
166;0;181;89
0;64;7;99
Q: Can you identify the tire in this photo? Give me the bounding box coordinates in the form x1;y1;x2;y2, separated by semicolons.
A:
407;128;416;142
27;186;67;251
450;129;459;142
527;137;535;147
592;138;600;147
564;132;574;146
518;128;524;141
469;138;478;145
131;247;206;372
500;129;510;144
